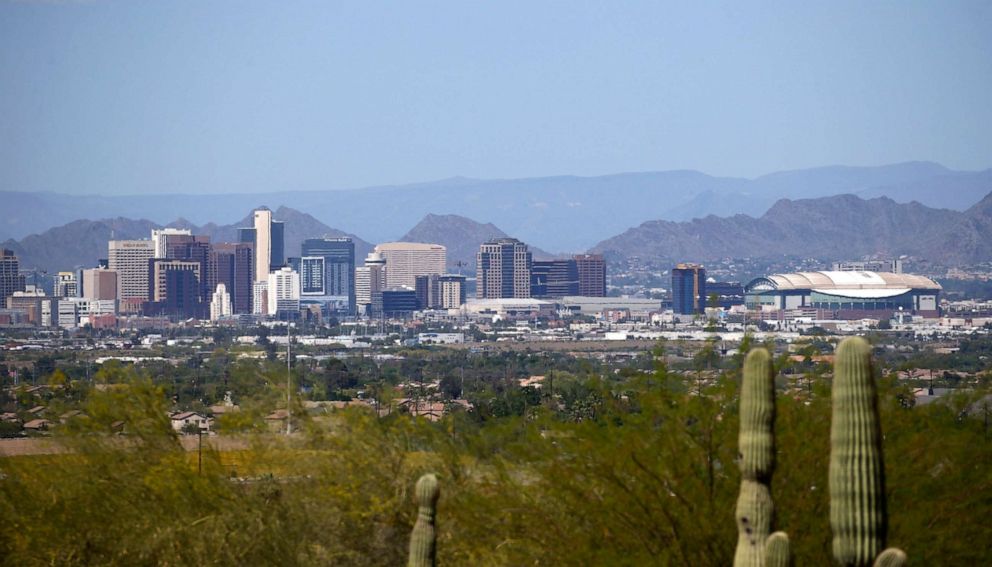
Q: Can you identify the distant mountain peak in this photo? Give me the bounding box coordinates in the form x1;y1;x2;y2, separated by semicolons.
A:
401;213;554;270
5;207;374;273
592;191;989;266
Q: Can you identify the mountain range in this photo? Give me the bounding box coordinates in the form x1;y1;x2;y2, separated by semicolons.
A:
0;207;373;275
6;189;992;276
3;161;990;253
400;214;557;270
590;192;992;266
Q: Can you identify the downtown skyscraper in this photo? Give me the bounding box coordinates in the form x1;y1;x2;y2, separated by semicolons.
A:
476;238;532;299
301;237;356;314
239;208;285;283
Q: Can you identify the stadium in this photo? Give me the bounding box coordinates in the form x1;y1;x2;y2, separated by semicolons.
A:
744;271;941;319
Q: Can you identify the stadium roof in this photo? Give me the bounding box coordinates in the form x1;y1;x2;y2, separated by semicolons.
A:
747;271;941;292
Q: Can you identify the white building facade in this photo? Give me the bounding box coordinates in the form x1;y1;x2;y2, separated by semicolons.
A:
210;283;233;321
355;252;387;317
267;266;300;315
108;240;155;301
374;242;446;288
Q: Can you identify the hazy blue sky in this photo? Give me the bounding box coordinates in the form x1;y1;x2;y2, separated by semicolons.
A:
1;1;990;195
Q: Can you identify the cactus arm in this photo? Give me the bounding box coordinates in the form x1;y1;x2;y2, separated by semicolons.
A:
408;473;440;567
872;548;907;567
764;531;791;567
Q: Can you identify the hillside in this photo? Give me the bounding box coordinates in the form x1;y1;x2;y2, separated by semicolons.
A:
591;192;992;266
1;218;159;273
400;213;556;272
1;207;372;273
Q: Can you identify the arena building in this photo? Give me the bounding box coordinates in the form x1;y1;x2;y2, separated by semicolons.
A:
744;271;940;319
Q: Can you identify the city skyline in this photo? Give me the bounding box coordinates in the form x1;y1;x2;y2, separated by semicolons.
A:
2;3;987;563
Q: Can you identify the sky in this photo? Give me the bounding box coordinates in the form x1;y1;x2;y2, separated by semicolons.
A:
1;1;990;196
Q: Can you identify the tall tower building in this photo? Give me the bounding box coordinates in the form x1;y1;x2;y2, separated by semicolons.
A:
476;238;532;299
301;237;356;314
55;272;78;297
300;256;325;295
373;242;446;288
0;249;26;308
240;208;286;283
438;274;466;309
415;274;440;309
210;283;232;321
531;259;579;298
267;266;300;316
672;263;706;315
252;281;268;315
81;268;118;301
574;254;607;297
108;240;155;301
151;228;192;258
270;220;285;271
164;234;211;301
207;242;254;314
254;209;272;283
148;259;203;319
355;252;386;317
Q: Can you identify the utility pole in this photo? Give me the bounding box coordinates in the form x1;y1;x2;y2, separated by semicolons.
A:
286;322;292;435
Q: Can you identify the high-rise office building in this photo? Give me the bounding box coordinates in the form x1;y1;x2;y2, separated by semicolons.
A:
0;249;26;308
574;254;607;297
415;274;440;309
151;228;192;258
252;281;268;315
148;259;201;302
374;242;446;288
146;259;203;319
438;274;467;308
238;209;286;282
252;209;272;283
239;208;284;283
672;263;706;315
267;266;300;316
108;240;155;301
210;283;232;321
81;268;118;301
531;259;579;298
270;220;285;271
300;256;325;295
238;226;256;249
164;234;211;301
207;242;254;314
355;252;386;317
476;238;532;299
301;237;356;313
7;290;53;326
55;272;78;297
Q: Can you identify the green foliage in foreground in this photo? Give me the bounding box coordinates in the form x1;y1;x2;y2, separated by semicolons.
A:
0;362;990;566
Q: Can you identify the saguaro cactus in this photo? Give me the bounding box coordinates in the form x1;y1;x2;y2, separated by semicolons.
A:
408;473;440;567
734;348;790;567
829;337;905;567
